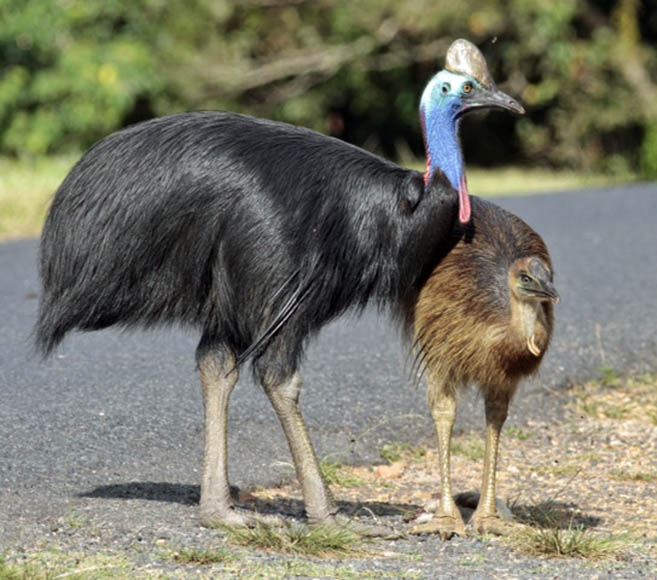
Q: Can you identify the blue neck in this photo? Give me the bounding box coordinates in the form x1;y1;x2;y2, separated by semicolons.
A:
422;104;464;190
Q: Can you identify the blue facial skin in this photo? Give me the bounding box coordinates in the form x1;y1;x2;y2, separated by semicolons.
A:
420;70;480;192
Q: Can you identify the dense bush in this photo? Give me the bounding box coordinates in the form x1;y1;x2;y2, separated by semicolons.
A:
1;0;656;175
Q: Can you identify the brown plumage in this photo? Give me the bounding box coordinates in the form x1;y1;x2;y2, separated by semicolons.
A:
408;196;559;539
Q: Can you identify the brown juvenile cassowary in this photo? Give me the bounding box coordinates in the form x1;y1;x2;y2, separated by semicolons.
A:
408;196;559;540
35;40;523;536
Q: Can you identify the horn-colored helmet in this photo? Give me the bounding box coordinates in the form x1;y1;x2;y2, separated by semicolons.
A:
444;39;495;90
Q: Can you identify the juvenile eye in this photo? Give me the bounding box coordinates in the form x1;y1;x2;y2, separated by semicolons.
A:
520;274;532;285
463;82;473;94
441;82;450;94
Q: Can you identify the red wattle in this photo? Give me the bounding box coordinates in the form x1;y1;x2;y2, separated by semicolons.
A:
458;175;471;224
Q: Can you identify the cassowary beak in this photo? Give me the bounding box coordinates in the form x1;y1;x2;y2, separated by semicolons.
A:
529;258;560;304
531;277;560;305
460;86;525;117
541;280;560;305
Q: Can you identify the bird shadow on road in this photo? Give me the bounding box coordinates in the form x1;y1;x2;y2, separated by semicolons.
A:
78;481;418;520
510;499;603;530
78;482;200;505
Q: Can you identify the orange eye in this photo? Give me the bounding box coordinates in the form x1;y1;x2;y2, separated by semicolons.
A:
463;83;473;94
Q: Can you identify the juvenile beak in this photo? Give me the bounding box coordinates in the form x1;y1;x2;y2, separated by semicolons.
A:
461;86;525;117
542;280;560;305
536;279;560;305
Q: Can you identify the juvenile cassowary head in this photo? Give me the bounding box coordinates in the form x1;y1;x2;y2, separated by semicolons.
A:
511;257;560;306
510;256;560;356
421;39;525;224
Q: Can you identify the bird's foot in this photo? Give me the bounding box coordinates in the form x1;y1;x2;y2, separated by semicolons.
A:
200;505;286;529
409;513;466;540
454;491;517;536
469;513;518;536
314;513;402;539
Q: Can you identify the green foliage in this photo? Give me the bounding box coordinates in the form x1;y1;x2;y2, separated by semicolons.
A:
641;122;657;178
1;0;656;175
0;0;164;154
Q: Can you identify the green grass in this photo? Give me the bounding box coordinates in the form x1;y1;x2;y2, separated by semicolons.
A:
0;154;78;239
465;166;633;197
509;524;629;559
2;548;424;580
218;522;364;557
508;501;630;560
320;461;368;488
611;470;657;482
598;365;622;388
64;511;89;530
0;551;138;580
503;426;533;441
578;399;633;421
380;442;426;464
648;409;657;426
0;154;633;241
404;161;633;196
169;546;234;565
452;434;485;461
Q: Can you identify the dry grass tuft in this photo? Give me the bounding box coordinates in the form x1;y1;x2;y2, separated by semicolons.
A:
508;499;631;559
509;524;629;559
218;523;364;557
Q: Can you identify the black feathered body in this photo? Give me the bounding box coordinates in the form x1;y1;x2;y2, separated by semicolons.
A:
37;112;457;380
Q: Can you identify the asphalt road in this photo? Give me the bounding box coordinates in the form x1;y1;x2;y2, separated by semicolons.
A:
1;183;656;554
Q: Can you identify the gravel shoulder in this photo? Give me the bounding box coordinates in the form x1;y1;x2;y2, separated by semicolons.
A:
3;374;656;579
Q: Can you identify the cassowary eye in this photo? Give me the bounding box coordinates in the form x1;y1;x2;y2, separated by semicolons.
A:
463;82;473;94
520;274;532;284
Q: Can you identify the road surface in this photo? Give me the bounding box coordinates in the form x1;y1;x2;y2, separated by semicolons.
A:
1;183;656;555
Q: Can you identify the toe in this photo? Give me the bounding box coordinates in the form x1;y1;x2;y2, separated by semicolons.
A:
409;514;466;539
317;514;401;539
470;515;516;536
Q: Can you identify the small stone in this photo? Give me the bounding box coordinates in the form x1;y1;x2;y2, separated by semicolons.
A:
375;461;406;479
412;512;434;525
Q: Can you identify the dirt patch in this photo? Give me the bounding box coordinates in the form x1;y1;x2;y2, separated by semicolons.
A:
249;374;657;553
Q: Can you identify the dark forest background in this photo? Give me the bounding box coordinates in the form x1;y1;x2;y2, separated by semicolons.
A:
2;0;657;177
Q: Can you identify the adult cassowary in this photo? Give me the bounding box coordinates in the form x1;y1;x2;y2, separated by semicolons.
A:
36;39;523;535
